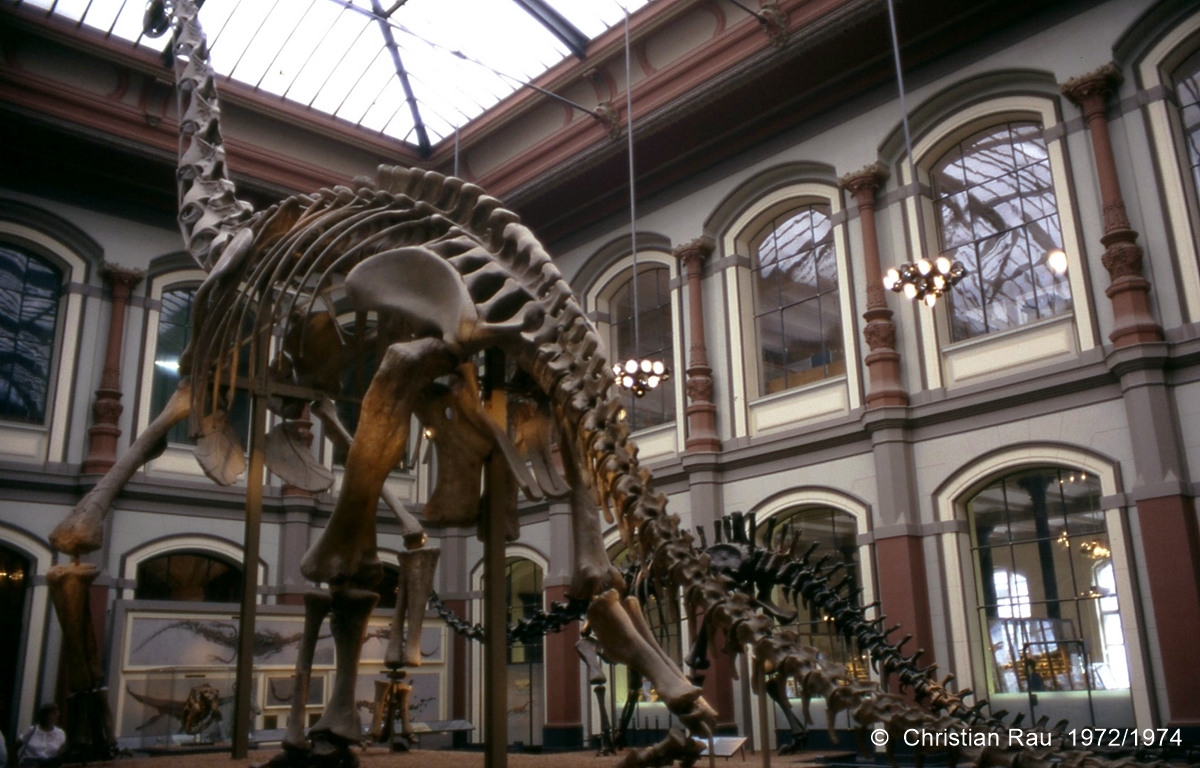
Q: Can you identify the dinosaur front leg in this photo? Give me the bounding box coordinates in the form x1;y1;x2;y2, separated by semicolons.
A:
300;339;455;762
586;590;715;732
301;338;455;586
310;398;427;550
51;381;191;556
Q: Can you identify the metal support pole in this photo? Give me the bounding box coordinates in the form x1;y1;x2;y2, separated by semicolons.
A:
483;351;509;768
756;663;770;768
232;325;269;758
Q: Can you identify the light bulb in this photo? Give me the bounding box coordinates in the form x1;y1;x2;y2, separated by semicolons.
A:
933;275;945;289
622;375;635;388
612;363;622;377
640;359;652;374
924;293;938;307
647;375;660;388
883;269;900;290
625;359;638;373
651;360;665;375
903;283;918;300
936;256;952;274
1047;248;1068;275
916;259;932;276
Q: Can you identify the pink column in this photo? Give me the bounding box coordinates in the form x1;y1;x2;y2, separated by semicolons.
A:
672;237;720;452
1061;64;1163;346
840;164;907;407
82;264;144;475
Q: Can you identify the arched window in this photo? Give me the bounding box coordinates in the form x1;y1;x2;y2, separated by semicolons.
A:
609;265;675;432
931;122;1072;341
151;286;249;445
1176;49;1200;203
505;556;543;746
968;467;1126;693
0;544;30;731
755;507;864;679
134;551;243;603
751;205;843;395
0;243;62;424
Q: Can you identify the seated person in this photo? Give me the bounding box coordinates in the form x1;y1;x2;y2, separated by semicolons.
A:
17;705;65;768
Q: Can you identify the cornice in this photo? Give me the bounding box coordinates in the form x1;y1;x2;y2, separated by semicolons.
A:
0;64;353;194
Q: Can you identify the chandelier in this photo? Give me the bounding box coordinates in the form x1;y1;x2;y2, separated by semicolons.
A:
883;256;967;307
613;8;669;399
612;359;670;398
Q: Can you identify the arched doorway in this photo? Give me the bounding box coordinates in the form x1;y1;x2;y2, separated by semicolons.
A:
506;557;543;748
756;506;867;680
0;544;31;737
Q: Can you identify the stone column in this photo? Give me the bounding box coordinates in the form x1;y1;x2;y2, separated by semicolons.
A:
1061;64;1163;347
673;237;720;453
82;264;144;475
840;164;907;407
543;501;583;748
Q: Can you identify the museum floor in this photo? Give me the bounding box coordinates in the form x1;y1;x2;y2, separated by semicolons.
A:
101;745;822;768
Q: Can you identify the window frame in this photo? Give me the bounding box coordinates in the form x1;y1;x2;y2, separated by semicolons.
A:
898;97;1095;389
585;250;684;458
1137;15;1200;323
933;447;1151;727
135;270;211;478
0;223;88;463
722;183;860;437
119;534;265;604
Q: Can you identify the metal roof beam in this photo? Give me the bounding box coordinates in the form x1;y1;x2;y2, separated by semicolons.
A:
370;0;431;157
509;0;588;60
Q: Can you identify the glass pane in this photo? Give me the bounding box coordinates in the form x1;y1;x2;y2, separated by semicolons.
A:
1010;123;1048;168
0;245;61;424
936;192;973;249
946;245;988;341
932;143;967;197
969;174;1023;240
757;313;786;395
782;300;824;388
961;125;1016;184
976;228;1035;334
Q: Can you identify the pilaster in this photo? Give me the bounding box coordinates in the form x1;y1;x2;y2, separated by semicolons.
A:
840;164;907;407
81;264;144;475
673;237;721;453
1061;64;1163;347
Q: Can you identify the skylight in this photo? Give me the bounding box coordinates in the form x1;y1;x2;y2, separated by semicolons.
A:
24;0;651;153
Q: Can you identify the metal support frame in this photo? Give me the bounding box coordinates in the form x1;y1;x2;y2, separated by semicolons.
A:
509;0;589;59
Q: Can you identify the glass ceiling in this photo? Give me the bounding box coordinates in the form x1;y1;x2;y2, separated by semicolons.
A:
25;0;651;153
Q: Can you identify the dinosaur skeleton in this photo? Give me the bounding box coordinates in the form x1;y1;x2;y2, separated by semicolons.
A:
45;3;1198;768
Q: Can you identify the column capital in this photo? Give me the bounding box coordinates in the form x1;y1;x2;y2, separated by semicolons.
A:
672;236;714;270
839;163;890;198
100;262;145;291
1060;63;1123;109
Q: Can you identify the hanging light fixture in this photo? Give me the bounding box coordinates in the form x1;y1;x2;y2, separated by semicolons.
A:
884;0;967;308
613;6;669;399
883;256;967;307
612;358;670;398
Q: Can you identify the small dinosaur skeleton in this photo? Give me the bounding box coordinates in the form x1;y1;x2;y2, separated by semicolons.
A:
46;3;1197;768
